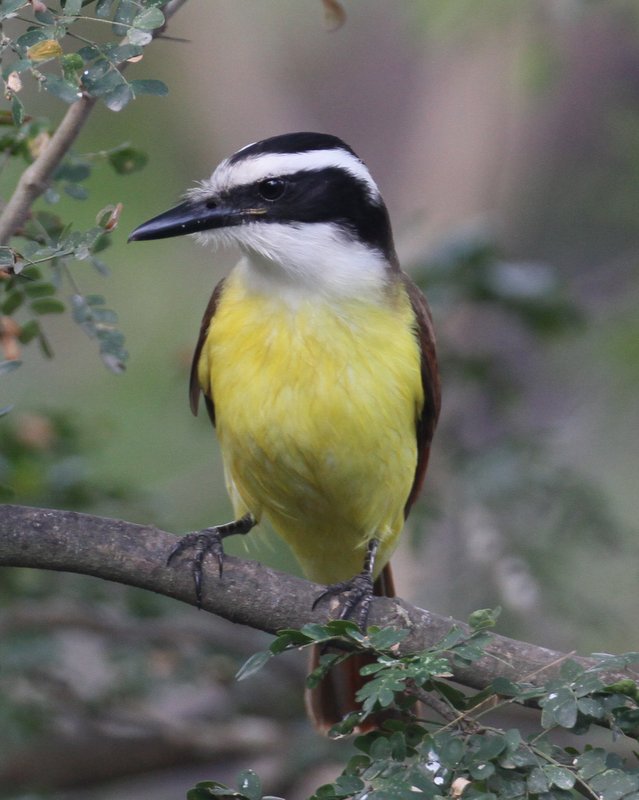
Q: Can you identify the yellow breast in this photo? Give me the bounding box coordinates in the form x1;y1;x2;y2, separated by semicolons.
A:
197;269;423;583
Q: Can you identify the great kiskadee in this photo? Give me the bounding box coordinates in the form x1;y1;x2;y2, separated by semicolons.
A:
129;132;440;731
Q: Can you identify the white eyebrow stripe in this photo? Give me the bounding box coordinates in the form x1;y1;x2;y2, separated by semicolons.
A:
210;149;381;202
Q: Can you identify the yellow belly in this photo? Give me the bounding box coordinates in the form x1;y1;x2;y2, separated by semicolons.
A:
198;270;423;584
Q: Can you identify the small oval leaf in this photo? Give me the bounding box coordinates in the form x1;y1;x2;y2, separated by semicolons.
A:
131;6;165;30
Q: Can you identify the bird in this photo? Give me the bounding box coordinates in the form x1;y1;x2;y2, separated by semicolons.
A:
129;132;440;732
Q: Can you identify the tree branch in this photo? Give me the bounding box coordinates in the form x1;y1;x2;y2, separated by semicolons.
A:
1;504;631;696
0;0;191;245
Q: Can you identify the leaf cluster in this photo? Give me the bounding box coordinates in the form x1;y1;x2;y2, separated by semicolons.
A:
201;620;639;800
1;206;128;369
0;2;168;378
1;0;168;121
188;770;283;800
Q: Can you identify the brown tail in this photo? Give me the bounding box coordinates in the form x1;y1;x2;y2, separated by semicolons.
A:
305;563;396;734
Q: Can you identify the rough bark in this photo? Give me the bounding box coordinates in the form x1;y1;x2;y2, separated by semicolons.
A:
1;504;632;694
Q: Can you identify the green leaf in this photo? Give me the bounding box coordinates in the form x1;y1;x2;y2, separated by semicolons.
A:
126;27;153;46
356;672;405;710
43;76;82;104
235;650;271;681
470;761;495;780
436;626;466;651
11;95;24;126
34;6;55;24
102;84;134;112
490;677;522;697
577;696;605;719
560;659;585;681
18;319;40;344
55;161;91;183
0;0;25;20
236;770;261;800
572;671;605;697
575;748;608;780
37;328;54;358
300;622;336;641
131;6;165;30
187;780;248;800
3;58;31;78
95;0;116;19
2;290;23;315
544;766;576;790
541;685;578;729
436;732;464;767
589;770;639;800
359;661;386;676
64;183;89;200
325;619;365;640
108;146;148;174
30;298;65;315
527;767;549;794
130;78;168;96
112;0;137;35
63;0;82;14
0;247;16;269
24;282;55;298
366;627;409;651
332;775;365;796
61;53;84;81
306;652;342;689
270;628;313;651
450;630;494;664
603;679;639;699
16;29;48;51
84;68;126;97
468;607;501;630
474;732;507;761
369;736;391;760
108;43;143;62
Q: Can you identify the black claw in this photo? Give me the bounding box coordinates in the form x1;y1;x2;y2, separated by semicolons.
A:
313;571;375;630
167;528;224;608
166;515;255;607
193;557;203;608
313;538;380;630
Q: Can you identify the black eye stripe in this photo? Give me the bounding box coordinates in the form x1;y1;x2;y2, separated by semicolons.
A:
258;178;286;201
220;167;394;262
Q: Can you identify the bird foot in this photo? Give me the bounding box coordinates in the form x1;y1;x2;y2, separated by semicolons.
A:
166;514;254;608
312;570;375;631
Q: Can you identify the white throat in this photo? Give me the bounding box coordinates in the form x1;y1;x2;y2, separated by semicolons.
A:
197;221;390;306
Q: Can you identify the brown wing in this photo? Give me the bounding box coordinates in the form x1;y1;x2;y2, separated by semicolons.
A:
402;273;441;518
189;278;226;426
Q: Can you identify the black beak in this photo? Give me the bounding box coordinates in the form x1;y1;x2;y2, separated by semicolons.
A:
128;198;243;242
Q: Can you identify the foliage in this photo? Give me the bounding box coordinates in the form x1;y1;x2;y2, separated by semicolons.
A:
197;619;639;800
0;0;169;375
1;0;168;119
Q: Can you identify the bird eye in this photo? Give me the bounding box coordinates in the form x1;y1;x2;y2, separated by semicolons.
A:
258;178;286;201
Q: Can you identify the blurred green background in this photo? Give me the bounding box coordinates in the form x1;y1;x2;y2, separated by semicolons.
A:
2;1;639;797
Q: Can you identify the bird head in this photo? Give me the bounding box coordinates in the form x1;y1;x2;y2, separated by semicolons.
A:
129;132;398;298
